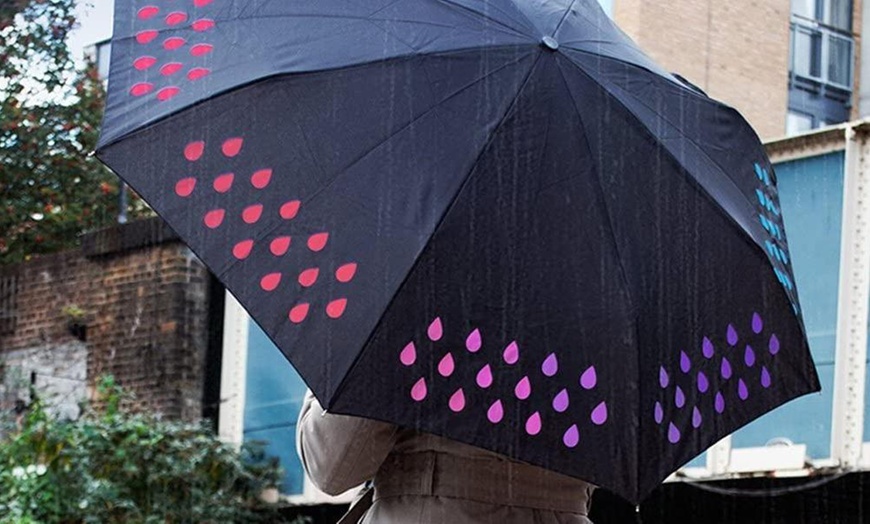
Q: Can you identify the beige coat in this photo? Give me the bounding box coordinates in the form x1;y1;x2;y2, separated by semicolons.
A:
297;392;595;523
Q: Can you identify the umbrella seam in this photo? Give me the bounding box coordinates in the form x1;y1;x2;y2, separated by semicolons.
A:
327;51;545;409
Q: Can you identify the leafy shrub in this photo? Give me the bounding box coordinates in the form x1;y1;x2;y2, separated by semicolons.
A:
0;376;298;523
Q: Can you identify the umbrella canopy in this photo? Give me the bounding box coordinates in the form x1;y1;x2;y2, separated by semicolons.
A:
97;0;819;503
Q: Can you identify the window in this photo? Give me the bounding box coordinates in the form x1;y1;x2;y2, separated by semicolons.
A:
827;0;852;31
786;111;814;135
792;0;818;20
792;26;822;78
828;35;852;86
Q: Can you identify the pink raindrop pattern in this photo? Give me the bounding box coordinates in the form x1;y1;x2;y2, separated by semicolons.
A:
399;318;609;449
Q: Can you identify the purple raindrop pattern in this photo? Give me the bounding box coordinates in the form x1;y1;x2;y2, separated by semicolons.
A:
653;311;783;445
399;317;609;450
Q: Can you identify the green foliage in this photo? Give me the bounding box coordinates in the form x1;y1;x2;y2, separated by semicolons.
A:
0;376;297;523
0;0;152;265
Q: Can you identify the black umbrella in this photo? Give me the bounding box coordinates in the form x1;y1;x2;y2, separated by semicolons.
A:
97;0;819;503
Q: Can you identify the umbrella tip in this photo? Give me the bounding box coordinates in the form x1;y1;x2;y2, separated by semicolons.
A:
541;36;559;51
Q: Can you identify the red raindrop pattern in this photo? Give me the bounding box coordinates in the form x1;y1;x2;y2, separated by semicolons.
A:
173;135;357;324
401;320;606;448
130;0;219;103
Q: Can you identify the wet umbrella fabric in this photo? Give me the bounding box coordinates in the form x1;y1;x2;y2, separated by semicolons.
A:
97;0;819;503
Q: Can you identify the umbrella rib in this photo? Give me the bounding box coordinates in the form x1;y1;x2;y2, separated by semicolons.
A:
327;51;544;409
436;0;534;39
552;0;580;35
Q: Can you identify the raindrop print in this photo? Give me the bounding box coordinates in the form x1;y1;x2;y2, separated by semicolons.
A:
297;268;319;287
668;423;681;444
163;37;186;50
563;425;580;448
222;137;243;157
137;5;159;19
465;329;482;352
157;87;181;101
160;62;183;76
427;317;443;341
242;204;263;224
438;353;455;377
184;141;205;161
190;44;213;56
165;11;188;26
515;376;531;400
251;169;272;189
752;313;763;334
136;30;158;44
449;389;466;412
738;379;749;400
203;209;225;229
697;371;709;393
692;407;702;428
326;299;348;319
715;392;725;413
400;343;416;366
133;56;157;70
503;341;519;364
335;263;357;283
553;389;569;413
289;303;309;323
525;412;542;435
260;273;281;292
745;345;756;367
194;0;213;6
476;364;493;388
487;400;504;423
769;334;780;355
213;173;234;193
721;357;732;379
659;366;669;388
280;200;301;219
675;386;686;408
232;240;253;260
270;236;292;257
411;378;427;402
188;67;211;81
580;366;597;390
175;178;196;197
307;233;329;252
591;402;608;425
542;353;558;377
761;366;772;388
192;18;216;32
702;337;715;359
130;82;154;97
654;402;664;424
727;324;738;346
680;351;691;373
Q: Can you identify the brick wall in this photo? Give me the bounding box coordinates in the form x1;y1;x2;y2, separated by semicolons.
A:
613;0;791;140
0;217;215;421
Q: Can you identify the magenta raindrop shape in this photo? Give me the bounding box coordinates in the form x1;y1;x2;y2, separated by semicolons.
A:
752;312;763;334
675;386;686;408
680;351;691;373
668;422;681;444
466;329;482;352
487;400;504;423
448;388;466;412
476;364;493;388
437;353;455;377
769;334;780;355
526;412;542;435
542;353;559;377
411;378;427;402
563;424;580;448
659;366;669;388
503;341;519;364
427;317;443;341
580;366;597;390
761;366;772;388
745;345;756;367
515;376;531;400
721;357;733;379
692;406;702;428
654;402;664;424
591;401;608;425
715;392;725;413
702;337;715;359
727;324;738;346
738;379;749;400
697;371;709;393
400;342;416;366
553;389;569;412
